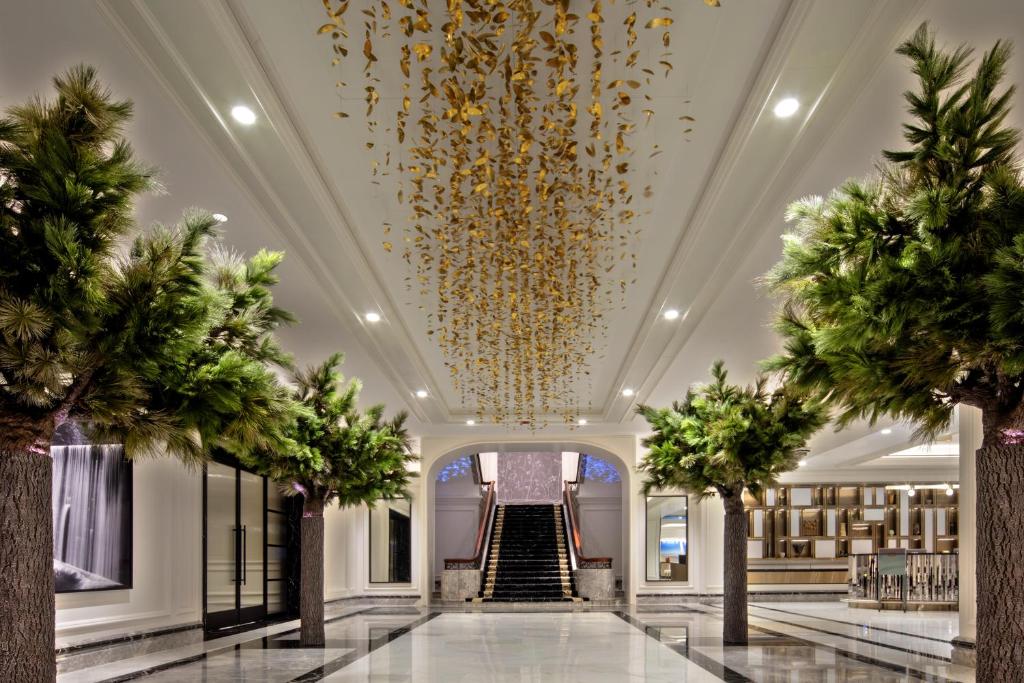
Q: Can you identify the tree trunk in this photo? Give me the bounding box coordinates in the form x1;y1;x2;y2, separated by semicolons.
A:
975;442;1024;681
0;447;56;681
299;495;326;647
722;491;749;645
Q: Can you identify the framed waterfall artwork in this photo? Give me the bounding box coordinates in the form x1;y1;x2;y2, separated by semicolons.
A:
51;423;133;593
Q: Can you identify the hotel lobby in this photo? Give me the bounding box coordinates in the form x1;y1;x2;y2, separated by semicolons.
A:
2;0;1023;681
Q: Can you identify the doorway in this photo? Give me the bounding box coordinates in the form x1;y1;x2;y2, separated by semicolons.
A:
388;508;412;582
204;460;282;632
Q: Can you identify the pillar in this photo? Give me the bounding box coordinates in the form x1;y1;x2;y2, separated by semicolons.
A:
953;405;980;665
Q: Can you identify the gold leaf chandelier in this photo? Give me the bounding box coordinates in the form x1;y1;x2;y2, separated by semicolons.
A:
319;0;700;427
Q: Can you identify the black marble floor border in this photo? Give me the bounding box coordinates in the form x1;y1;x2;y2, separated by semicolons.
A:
93;607;384;682
739;604;953;662
692;604;960;682
612;611;755;683
749;603;958;645
743;619;959;683
287;611;442;682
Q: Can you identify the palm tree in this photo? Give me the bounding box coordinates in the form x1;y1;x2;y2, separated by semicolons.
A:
636;361;825;645
764;24;1024;680
243;353;416;646
0;66;296;680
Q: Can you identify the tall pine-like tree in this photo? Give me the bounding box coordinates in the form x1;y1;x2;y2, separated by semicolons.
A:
242;353;416;646
637;361;825;645
0;67;297;680
765;24;1024;679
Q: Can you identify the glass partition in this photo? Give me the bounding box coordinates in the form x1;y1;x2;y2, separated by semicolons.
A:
646;496;688;581
369;499;412;583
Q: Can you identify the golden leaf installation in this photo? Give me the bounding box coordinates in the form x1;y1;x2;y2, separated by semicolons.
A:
319;0;689;427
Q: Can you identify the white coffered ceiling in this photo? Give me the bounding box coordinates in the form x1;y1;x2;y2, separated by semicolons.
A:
3;0;1023;475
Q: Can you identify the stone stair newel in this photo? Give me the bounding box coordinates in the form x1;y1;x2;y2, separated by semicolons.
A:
472;504;583;603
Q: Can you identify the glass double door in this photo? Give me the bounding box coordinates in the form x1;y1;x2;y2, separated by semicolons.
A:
205;462;266;631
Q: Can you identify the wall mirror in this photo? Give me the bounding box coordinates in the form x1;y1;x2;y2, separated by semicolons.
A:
646;495;688;582
369;499;412;583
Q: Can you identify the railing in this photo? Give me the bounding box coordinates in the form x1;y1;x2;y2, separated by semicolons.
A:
443;481;496;570
563;480;612;570
849;551;958;603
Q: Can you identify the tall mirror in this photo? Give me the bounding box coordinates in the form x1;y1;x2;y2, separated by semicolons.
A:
369;499;412;583
646;496;688;581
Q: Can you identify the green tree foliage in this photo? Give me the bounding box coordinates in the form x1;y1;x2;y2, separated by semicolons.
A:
637;360;824;645
246;352;417;508
764;24;1024;444
636;361;826;499
0;65;298;681
0;65;297;459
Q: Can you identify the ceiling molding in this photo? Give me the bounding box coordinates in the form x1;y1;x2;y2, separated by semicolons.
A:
100;0;449;422
605;0;925;422
601;0;806;421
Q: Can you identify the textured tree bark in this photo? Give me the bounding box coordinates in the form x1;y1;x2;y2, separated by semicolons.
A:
299;495;326;647
722;491;749;646
974;442;1024;681
0;447;56;681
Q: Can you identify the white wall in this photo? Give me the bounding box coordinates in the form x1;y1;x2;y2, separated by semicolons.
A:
322;498;421;599
433;473;484;582
576;474;624;582
55;457;202;645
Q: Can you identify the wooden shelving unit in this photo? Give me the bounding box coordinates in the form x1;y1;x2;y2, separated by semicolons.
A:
744;484;958;572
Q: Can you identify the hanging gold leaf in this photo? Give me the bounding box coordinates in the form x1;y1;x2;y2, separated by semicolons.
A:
413;43;432;61
645;17;673;28
319;0;671;427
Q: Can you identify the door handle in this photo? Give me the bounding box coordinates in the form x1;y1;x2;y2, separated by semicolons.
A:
232;527;239;583
241;525;247;585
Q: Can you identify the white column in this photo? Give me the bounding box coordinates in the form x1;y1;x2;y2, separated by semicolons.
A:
958;405;981;644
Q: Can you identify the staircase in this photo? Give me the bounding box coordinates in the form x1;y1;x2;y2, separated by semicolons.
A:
473;504;582;602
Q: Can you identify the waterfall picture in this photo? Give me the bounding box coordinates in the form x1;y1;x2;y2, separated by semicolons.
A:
51;443;132;593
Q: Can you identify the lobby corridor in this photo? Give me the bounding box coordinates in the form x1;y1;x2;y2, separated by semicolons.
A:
57;603;974;682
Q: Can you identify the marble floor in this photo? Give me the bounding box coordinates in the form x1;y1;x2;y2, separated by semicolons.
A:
57;602;975;682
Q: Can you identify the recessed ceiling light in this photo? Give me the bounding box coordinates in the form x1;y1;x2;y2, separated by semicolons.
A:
415;389;428;399
466;419;475;426
773;97;799;118
622;388;635;397
212;213;228;223
577;418;587;426
231;105;257;125
798;459;807;467
880;428;893;435
364;312;382;323
663;309;680;321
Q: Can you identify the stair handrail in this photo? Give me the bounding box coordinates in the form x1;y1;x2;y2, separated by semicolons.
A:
444;480;496;570
563;480;613;570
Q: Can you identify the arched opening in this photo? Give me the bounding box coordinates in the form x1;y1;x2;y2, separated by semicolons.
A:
424;441;632;602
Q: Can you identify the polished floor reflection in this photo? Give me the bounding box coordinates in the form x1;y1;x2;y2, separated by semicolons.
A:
57;602;975;682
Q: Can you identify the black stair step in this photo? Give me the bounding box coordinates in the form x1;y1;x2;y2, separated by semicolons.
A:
480;503;579;601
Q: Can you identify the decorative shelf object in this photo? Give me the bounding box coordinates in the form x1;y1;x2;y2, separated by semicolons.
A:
744;483;958;585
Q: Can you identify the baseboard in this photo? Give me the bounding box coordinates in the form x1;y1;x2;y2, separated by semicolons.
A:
56;622;202;655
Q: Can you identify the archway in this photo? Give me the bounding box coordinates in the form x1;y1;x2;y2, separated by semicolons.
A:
422;440;634;602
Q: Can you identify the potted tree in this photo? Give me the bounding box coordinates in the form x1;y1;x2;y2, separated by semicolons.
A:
243;353;416;646
764;24;1024;679
636;361;825;645
0;67;296;680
